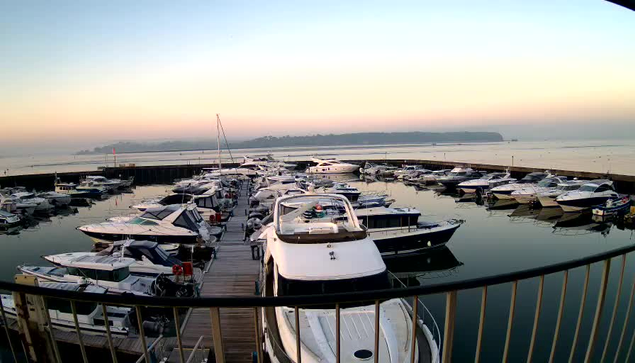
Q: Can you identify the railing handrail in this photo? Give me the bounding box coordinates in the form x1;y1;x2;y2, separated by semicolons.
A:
3;241;635;307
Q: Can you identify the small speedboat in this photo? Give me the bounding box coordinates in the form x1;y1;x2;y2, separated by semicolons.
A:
592;196;632;216
0;210;21;229
490;172;549;199
38;191;72;207
319;183;361;202
1;283;133;336
556;179;619;212
437;167;484;190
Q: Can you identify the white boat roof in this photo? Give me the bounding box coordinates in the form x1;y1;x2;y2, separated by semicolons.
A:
271;238;386;281
355;206;420;217
39;282;108;294
46;253;134;270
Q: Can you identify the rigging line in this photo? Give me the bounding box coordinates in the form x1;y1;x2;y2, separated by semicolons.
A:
218;115;235;164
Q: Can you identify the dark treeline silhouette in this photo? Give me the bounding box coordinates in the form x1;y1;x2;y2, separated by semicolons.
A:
77;131;503;154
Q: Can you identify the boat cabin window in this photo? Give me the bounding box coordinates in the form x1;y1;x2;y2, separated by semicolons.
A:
141;209;174;221
160;195;193;205
359;215;419;229
67;267;131;282
595;184;613;192
195;196;217;210
277;271;390;296
174;212;198;231
46;298;97;315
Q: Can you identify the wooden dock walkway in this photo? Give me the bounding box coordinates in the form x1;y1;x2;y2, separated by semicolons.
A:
179;183;260;363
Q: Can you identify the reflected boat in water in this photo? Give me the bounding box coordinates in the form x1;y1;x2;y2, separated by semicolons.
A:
385;247;463;286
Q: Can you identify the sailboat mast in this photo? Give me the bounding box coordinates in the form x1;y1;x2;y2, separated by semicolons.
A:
216;114;222;172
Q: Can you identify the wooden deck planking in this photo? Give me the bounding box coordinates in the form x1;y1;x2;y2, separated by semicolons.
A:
178;183;261;363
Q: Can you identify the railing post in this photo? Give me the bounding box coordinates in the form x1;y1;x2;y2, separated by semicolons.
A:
374;300;381;363
442;291;458;363
0;294;18;363
253;307;263;363
135;306;150;363
101;304;118;363
548;270;569;363
295;306;302;363
71;300;89;363
600;254;627;362
174;307;185;363
614;277;635;363
584;258;611;362
410;296;419;363
336;303;341;363
526;275;545;363
210;307;226;363
474;287;487;363
569;265;590;363
502;281;518;363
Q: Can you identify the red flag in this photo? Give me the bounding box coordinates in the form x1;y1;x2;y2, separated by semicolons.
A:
113;148;116;155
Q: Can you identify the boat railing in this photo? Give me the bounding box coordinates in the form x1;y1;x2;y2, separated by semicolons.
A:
4;240;635;362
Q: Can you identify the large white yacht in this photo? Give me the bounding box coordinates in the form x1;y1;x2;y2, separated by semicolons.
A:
489;172;549;200
536;180;586;207
457;171;515;194
132;193;220;221
510;176;569;204
260;194;438;363
78;204;215;247
556;180;618;212
306;158;359;174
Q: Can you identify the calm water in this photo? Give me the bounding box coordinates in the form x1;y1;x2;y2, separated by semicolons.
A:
1;180;634;361
2;139;635;176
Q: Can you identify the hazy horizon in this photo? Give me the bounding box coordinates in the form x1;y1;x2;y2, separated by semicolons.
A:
1;1;634;154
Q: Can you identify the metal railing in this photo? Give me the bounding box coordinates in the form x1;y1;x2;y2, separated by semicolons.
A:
3;241;635;362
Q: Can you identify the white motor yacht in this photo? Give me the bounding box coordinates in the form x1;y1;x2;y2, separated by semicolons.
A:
9;191;53;214
0;210;21;229
437;167;484;189
1;283;132;336
556;180;619;212
43;240;200;278
19;254;198;297
78;204;216;246
536;180;586;207
260;194;439;363
306;158;359;174
490;172;549;200
133;193;220;221
318;183;362;202
510;176;569;204
457;172;515;194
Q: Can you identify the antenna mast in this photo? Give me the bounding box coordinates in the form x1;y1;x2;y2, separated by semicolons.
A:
216;114;222;173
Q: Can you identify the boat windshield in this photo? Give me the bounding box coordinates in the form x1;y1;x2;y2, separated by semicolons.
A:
579;185;598;192
277;271;390;296
538;179;559;188
128;217;159;226
276;195;365;243
67;267;131;282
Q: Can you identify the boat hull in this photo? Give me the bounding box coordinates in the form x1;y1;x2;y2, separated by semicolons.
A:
371;222;461;258
537;195;559;207
80;230;199;245
557;196;612;213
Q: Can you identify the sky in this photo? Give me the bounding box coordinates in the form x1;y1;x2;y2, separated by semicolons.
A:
1;0;634;153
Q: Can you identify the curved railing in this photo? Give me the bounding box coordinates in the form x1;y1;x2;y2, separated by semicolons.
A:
2;241;635;362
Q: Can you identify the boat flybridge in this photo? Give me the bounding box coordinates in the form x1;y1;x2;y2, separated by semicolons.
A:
260;194;438;363
306;158;359;174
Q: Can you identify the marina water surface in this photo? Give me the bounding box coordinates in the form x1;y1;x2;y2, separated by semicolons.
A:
1;180;634;361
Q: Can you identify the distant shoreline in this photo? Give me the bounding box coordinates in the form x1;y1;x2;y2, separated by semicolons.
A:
76;131;504;155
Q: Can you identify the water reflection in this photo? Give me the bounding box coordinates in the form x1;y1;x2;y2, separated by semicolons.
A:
386;247;463;287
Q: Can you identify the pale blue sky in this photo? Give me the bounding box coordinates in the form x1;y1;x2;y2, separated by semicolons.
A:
0;0;634;150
